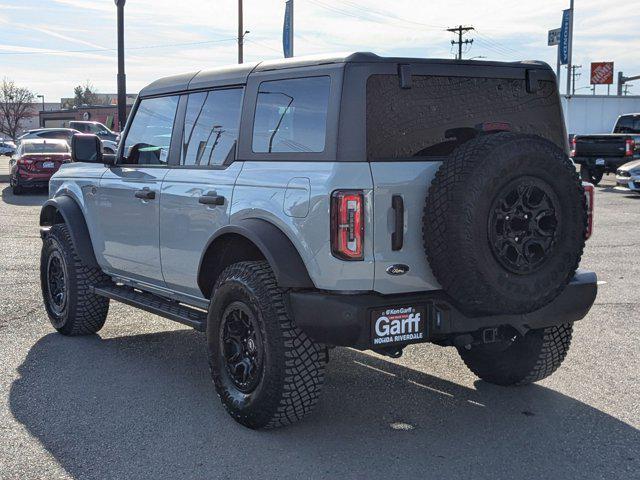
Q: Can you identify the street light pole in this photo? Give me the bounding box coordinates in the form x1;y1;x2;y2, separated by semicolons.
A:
36;94;45;127
238;0;243;64
115;0;127;131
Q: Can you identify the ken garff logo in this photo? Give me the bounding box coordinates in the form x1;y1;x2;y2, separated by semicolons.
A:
386;264;409;276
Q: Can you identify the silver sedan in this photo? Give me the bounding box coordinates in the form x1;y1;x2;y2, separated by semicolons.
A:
616;159;640;193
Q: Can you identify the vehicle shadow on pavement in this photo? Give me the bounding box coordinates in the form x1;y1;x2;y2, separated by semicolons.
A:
1;185;48;207
10;330;639;480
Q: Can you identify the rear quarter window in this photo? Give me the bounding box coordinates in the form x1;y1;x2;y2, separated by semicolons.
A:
252;76;330;153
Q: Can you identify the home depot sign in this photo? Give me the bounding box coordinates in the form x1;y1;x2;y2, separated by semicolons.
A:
590;62;614;85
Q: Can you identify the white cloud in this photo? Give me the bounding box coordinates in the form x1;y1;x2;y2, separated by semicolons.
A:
0;0;638;98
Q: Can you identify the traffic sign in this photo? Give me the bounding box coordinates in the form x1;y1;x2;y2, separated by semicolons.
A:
548;28;561;46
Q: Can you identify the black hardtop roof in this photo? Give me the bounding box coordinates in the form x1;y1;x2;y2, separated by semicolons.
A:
139;51;551;97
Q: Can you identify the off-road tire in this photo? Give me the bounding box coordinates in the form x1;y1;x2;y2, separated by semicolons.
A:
580;166;603;186
458;323;573;385
423;133;587;316
40;223;110;335
207;261;327;429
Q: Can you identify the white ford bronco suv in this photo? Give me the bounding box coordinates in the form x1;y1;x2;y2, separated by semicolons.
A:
39;53;597;429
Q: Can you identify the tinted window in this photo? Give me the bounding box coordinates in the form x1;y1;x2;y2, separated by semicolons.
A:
366;75;565;160
38;130;73;141
252;76;330;153
23;142;69;153
182;88;242;166
614;115;640;134
123;96;179;165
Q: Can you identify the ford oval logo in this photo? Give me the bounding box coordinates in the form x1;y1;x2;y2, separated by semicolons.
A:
386;264;409;276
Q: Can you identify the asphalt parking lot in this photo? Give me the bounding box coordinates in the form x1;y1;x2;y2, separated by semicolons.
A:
0;170;638;480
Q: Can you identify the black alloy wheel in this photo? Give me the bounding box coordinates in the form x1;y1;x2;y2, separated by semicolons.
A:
220;301;264;393
46;250;68;316
488;177;560;275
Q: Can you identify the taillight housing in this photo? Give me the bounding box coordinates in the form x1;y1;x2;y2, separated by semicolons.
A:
331;190;364;260
625;138;635;157
582;182;594;240
569;136;577;157
17;157;35;170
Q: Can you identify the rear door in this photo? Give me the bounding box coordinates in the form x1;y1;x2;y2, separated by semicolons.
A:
160;87;244;298
95;95;179;284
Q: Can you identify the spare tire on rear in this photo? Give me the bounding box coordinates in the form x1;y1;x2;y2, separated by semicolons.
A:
423;132;587;316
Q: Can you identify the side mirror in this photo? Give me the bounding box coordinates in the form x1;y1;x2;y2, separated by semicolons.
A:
71;134;101;163
71;134;114;165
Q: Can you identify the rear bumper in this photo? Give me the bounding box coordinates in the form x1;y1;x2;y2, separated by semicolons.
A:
289;269;597;350
13;170;53;188
574;156;635;171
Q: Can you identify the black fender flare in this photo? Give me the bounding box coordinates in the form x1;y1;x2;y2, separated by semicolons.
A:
40;196;99;268
198;218;315;294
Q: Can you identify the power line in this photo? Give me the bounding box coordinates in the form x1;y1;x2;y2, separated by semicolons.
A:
474;30;520;56
570;64;582;95
307;0;444;31
0;37;237;56
447;25;474;60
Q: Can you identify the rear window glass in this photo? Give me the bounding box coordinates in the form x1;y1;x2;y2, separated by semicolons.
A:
613;115;640;134
366;75;565;160
23;142;69;153
252;76;330;153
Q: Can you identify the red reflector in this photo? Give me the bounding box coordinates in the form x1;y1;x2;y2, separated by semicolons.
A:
331;190;364;260
582;182;594;240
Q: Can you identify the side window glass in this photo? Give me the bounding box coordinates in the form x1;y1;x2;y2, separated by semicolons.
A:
252;76;330;153
122;95;179;165
182;88;243;166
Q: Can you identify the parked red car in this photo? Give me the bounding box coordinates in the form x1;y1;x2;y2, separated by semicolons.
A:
9;139;71;194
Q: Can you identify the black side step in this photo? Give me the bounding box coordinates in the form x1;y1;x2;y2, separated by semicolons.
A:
93;284;207;332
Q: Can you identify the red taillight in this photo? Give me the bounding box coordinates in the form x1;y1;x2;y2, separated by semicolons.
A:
625;138;635;156
570;137;577;157
582;182;594;240
331;190;364;261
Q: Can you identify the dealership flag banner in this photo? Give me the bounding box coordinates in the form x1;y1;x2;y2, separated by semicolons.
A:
559;9;571;65
590;62;614;85
283;0;293;58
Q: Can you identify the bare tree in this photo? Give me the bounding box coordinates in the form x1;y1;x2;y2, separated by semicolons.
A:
0;78;35;140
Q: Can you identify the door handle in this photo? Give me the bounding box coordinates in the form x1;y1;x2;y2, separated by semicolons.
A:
134;187;156;200
391;195;404;251
198;191;225;206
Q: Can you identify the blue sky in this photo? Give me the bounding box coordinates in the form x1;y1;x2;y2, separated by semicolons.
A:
0;0;638;101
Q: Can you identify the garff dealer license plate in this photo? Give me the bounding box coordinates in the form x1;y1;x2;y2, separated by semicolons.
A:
370;306;426;347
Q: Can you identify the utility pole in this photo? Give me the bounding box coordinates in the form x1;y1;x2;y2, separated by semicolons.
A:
115;0;127;131
447;25;474;60
237;0;243;64
623;84;633;96
570;64;581;95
